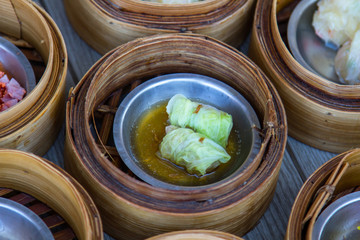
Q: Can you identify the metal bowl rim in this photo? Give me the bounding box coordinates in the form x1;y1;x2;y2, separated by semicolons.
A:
113;73;261;191
287;0;322;76
0;36;36;93
0;197;54;239
312;191;360;239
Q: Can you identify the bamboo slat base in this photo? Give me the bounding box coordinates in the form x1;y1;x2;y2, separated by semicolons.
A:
0;187;77;240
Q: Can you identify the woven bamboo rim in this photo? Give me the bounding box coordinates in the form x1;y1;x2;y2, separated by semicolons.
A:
0;0;67;155
146;230;244;240
64;0;256;54
65;34;287;239
286;149;360;239
249;0;360;153
0;149;103;240
110;0;231;16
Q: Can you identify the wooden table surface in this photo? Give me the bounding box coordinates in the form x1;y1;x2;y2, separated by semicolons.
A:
37;0;338;239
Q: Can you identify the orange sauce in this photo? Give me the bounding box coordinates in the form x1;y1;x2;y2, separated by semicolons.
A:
131;101;243;186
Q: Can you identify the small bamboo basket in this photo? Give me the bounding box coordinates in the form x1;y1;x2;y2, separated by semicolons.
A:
64;0;256;54
146;230;244;240
249;0;360;153
0;0;67;155
64;34;287;239
0;149;103;240
286;149;360;239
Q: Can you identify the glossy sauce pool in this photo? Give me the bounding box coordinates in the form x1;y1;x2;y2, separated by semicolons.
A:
131;100;243;186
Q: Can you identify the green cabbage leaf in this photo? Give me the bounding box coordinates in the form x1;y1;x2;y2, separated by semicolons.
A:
166;94;233;148
159;125;231;176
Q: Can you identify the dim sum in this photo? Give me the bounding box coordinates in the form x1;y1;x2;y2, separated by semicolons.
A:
312;0;360;48
159;125;231;176
166;94;233;148
334;30;360;85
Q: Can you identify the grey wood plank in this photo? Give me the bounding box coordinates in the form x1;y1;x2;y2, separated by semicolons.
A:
243;148;303;239
38;0;101;82
286;136;336;180
43;125;65;168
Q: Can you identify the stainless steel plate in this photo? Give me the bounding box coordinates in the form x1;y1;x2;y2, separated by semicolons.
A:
113;73;261;190
287;0;340;83
0;36;36;93
313;191;360;240
0;197;54;240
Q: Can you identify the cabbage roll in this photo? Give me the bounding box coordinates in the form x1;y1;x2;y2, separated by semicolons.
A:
334;30;360;85
159;126;231;176
166;94;233;148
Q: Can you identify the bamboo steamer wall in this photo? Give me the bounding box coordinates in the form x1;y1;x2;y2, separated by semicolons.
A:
147;230;244;240
249;0;360;153
64;34;287;239
63;0;256;54
286;149;360;239
0;0;67;155
0;149;103;240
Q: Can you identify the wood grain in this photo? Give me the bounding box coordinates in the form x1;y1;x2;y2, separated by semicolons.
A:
63;0;256;54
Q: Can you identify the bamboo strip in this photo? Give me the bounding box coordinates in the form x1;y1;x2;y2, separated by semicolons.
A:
64;34;287;239
0;149;103;240
0;0;67;155
286;149;360;239
146;230;244;240
64;0;256;54
0;0;20;38
249;0;360;153
109;0;231;16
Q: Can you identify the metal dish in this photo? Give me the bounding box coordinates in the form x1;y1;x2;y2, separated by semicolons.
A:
0;36;36;93
113;73;261;190
0;197;54;240
312;191;360;240
287;0;340;83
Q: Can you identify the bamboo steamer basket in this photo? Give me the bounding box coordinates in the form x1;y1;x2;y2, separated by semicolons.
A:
249;0;360;153
0;0;67;155
64;34;287;239
0;149;103;239
63;0;256;54
147;230;244;240
286;149;360;239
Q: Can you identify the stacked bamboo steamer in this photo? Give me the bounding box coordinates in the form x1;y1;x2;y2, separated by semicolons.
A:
64;34;287;239
0;0;67;155
0;149;103;239
64;0;256;54
286;149;360;239
249;0;360;153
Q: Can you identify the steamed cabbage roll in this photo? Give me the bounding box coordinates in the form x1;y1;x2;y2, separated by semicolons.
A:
166;94;233;148
159;126;231;176
334;30;360;85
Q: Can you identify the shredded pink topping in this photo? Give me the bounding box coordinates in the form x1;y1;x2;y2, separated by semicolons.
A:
0;71;26;112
